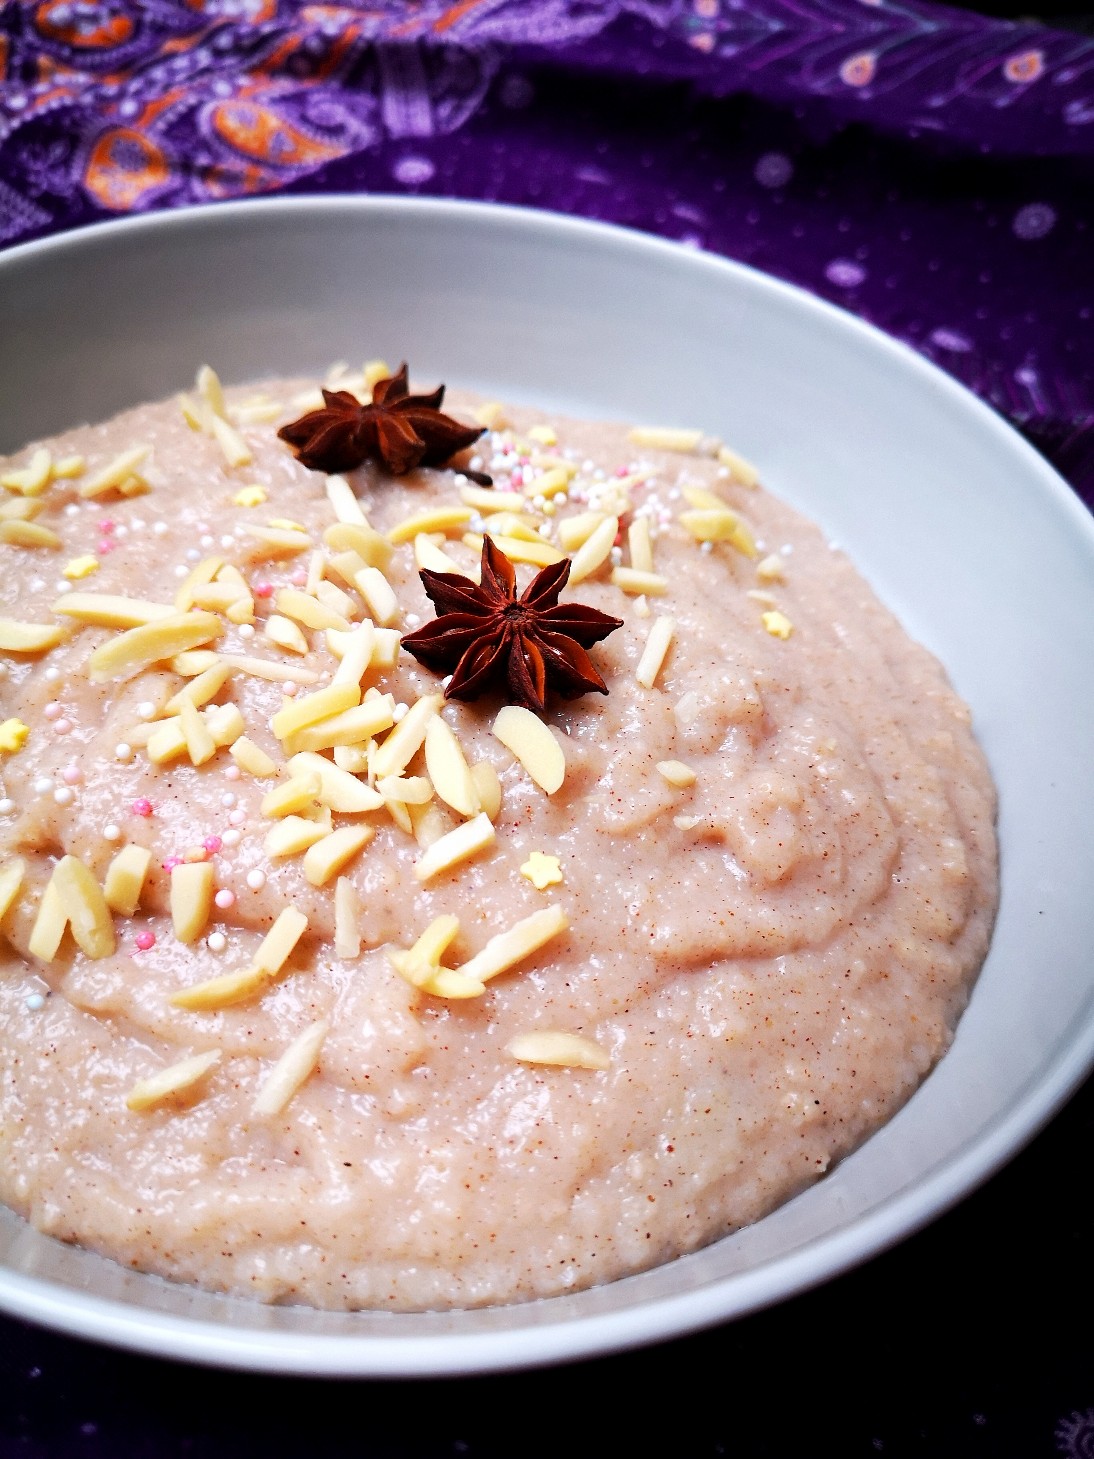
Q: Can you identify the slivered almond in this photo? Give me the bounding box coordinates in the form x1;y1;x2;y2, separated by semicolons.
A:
275;587;350;633
209;413;252;468
459;485;524;513
287;751;383;813
414;812;495;883
126;1050;221;1111
146;716;187;765
249;907;309;974
492;706;565;794
53;593;175;628
332;744;372;774
253;1018;329;1116
473;534;563;569
171;963;271;1010
609;567;667;596
171;862;214;943
353;566;399;626
567;515;618;585
413;534;474;579
371;694;441;779
628;516;654;572
284;699;394;754
325;475;366;525
334;878;361;960
196;364;227;417
88;611;222;682
0;619;66;653
2;447;52;496
557;512;607;552
179;697;217;766
717;443;759;486
635;615;676;690
172;650;220;676
53;856;115;959
264;614;309;654
102;844;152;916
190;581;247;614
205;702;245;747
304;548;324;597
315;579;356;620
229;736;279;777
330;623;374;688
261;771;323;818
264;813;333;859
28;876;66;961
522;466;570;500
679;507;757;557
387;916;482;998
627;425;707;454
387;505;472;543
385;796;414;834
271;682;360;741
656;760;697;788
507;1030;609;1070
303;825;373;887
0;496;42;521
164;662;231;713
218;654;320;685
323;519;393;569
470;762;502;821
424;716;479;818
0;520;60;548
0;858;26;921
376;775;433;805
409;802;449;848
78;446;150;499
756;553;785;582
457;904;568;984
241;525;311;557
174;556;223;612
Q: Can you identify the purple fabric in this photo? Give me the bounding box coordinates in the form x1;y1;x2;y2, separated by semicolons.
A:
0;0;1092;498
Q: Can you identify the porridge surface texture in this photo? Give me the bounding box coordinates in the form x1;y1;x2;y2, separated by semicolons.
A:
0;368;998;1310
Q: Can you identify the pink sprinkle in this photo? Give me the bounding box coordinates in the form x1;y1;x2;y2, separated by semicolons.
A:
135;931;155;951
615;465;629;477
510;469;524;488
224;764;241;782
44;702;61;720
53;719;72;735
162;856;182;872
282;681;298;697
214;889;235;910
62;766;82;785
203;835;222;855
254;582;274;599
97;539;115;555
290;568;308;587
614;530;624;547
132;798;153;817
519;455;531;466
99;520;115;534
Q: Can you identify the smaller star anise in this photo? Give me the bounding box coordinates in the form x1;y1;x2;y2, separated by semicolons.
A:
278;363;490;482
402;538;624;714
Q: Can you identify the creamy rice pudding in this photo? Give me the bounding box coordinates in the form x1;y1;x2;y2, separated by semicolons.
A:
0;364;997;1310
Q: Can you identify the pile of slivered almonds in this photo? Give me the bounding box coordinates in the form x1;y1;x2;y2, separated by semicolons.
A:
0;361;782;1121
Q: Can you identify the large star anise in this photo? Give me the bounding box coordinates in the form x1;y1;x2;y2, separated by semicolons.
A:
402;538;624;713
278;363;490;481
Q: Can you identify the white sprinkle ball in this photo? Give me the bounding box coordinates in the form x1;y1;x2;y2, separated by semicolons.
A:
185;548;201;562
173;564;188;579
114;524;128;538
131;517;146;530
114;742;133;762
469;455;484;472
229;808;245;826
700;540;714;554
200;534;215;548
221;792;237;808
393;702;409;723
221;829;241;848
26;994;45;1012
237;623;255;639
610;546;623;564
153;521;169;536
34;777;54;795
404;613;420;628
0;799;15;816
246;869;266;891
53;719;73;736
136;701;156;720
103;823;121;842
282;681;298;697
44;702;61;720
63;765;82;785
207;931;227;953
214;889;236;910
220;534;236;550
53;787;74;806
224;765;241;782
55;580;72;595
717;466;730;479
64;502;80;517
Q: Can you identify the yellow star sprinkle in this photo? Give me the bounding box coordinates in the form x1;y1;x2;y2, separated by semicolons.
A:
0;718;30;754
520;852;563;890
761;610;793;640
63;555;100;580
232;485;267;507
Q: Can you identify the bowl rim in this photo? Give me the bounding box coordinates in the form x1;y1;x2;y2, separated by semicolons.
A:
1;193;1092;1377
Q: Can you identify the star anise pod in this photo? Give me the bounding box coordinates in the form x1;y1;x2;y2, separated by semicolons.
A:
402;538;624;713
278;363;490;482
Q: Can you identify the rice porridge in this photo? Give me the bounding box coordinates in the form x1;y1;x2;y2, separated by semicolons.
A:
0;364;998;1310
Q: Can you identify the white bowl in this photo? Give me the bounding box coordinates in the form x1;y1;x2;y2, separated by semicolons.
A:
1;197;1092;1376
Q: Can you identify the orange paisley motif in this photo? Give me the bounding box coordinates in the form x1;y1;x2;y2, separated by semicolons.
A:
210;100;345;167
84;129;171;212
35;0;134;49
